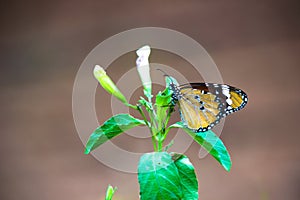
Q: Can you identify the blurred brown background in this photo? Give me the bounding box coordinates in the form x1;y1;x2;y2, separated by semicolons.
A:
1;0;300;199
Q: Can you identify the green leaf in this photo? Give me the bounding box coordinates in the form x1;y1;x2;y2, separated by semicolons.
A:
105;185;117;200
138;152;183;200
85;114;145;154
155;87;173;133
138;152;199;200
169;122;232;171
171;153;198;200
155;87;173;107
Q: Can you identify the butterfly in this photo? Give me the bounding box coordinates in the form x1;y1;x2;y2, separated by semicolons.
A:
168;80;248;132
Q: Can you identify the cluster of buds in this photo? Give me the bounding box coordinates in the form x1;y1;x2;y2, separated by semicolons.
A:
93;45;152;105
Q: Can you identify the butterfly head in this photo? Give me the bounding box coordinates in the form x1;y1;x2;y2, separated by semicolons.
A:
156;69;181;101
164;76;182;101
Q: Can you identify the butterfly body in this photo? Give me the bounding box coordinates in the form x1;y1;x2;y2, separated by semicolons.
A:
169;82;248;132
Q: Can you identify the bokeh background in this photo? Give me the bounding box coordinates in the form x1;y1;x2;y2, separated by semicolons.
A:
1;0;300;199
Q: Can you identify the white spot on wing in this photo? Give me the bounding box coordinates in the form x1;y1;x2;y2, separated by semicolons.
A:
226;98;233;105
222;88;230;98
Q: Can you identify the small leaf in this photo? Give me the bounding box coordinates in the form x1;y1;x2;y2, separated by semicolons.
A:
105;185;117;200
138;152;183;200
155;87;173;132
85;114;145;154
155;87;173;107
171;153;198;200
169;122;232;171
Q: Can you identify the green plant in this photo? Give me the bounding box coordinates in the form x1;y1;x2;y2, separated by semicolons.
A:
85;45;231;200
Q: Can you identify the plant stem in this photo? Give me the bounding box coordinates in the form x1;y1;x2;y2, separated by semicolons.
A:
151;136;157;152
137;104;158;151
137;104;150;127
157;140;163;152
126;103;138;110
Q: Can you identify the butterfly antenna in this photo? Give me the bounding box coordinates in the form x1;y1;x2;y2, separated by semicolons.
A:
156;68;169;77
156;68;177;86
